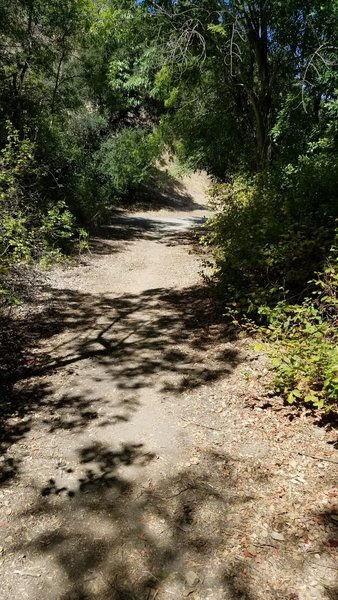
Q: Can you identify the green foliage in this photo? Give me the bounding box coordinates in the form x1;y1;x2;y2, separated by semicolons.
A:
206;145;338;308
204;105;338;410
259;237;338;410
36;109;112;224
0;124;37;267
0;0;166;240
206;166;338;409
148;0;337;171
40;202;78;250
95;128;162;195
0;123;87;297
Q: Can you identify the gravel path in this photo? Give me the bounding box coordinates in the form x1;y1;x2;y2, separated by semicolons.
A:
1;172;338;600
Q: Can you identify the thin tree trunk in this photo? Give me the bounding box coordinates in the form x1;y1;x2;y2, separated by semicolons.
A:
242;7;271;164
51;39;67;114
12;8;33;132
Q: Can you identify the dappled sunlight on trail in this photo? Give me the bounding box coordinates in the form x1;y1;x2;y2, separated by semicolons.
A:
1;171;338;600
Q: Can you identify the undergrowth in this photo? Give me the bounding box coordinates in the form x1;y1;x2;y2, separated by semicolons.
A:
0;124;88;307
0;121;160;309
204;150;338;411
257;237;338;411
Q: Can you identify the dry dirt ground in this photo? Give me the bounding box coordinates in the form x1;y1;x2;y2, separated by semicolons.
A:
0;173;338;600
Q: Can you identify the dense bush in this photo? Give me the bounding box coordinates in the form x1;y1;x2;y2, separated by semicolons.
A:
0;124;88;304
258;235;338;410
34;110;111;225
204;144;338;409
94;128;162;195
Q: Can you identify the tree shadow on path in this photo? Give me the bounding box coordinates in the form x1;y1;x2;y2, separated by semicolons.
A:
15;442;259;600
89;214;207;255
0;284;240;485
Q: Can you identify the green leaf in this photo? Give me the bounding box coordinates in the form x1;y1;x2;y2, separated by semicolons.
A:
287;392;296;404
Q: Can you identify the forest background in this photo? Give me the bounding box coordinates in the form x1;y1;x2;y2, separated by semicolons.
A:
0;0;337;410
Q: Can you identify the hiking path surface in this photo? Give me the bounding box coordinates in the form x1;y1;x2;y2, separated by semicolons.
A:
1;172;338;600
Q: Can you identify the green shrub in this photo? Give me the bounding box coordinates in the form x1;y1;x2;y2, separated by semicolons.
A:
204;142;338;411
95;127;162;195
34;110;110;224
0;124;37;267
206;150;338;313
0;123;87;299
258;234;338;410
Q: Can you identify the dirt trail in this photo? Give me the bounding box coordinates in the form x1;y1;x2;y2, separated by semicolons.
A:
1;173;338;600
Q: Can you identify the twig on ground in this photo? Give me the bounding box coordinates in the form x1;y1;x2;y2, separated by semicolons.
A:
13;570;41;577
164;485;198;498
296;452;338;465
149;484;198;501
181;417;223;432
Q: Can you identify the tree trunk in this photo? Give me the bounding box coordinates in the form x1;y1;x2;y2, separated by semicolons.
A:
12;7;33;133
51;38;67;114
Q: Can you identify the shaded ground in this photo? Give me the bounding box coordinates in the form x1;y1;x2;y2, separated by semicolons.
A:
0;171;338;600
